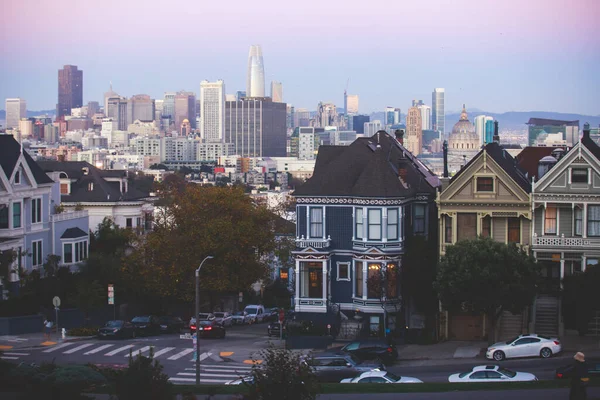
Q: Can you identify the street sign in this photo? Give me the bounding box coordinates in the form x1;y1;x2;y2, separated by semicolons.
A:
180;333;192;339
279;309;285;323
52;296;61;307
108;284;114;305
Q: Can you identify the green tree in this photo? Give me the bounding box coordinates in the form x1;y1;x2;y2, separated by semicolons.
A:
0;249;18;285
74;280;105;326
563;267;600;335
434;237;539;343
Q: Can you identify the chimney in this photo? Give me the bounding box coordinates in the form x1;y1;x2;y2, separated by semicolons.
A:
442;140;449;178
493;121;500;144
583;122;590;141
394;129;404;145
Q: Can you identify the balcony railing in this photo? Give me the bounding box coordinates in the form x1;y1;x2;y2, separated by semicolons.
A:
50;210;89;223
296;235;331;249
532;234;600;248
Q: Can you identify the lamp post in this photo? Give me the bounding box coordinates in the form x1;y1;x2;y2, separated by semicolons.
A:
195;255;214;385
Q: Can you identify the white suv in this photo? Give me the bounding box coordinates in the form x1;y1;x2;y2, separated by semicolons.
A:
244;305;265;323
486;334;561;361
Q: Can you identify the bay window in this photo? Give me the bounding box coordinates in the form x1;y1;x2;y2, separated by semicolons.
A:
13;202;21;228
355;208;363;239
574;207;583;236
309;207;323;238
299;262;322;298
387;208;399;240
63;240;88;264
368;209;382;240
367;264;382;299
355;261;363;298
544;206;557;234
588;205;600;237
0;204;8;229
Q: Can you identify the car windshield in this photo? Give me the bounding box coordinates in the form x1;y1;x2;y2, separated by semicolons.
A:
198;313;211;320
505;336;519;345
498;368;516;378
132;317;150;323
458;372;470;378
233;312;244;316
214;313;225;318
246;308;257;314
384;372;401;382
106;321;123;328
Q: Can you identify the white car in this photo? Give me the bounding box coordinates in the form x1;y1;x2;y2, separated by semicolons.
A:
486;334;561;361
213;312;233;327
231;311;248;325
449;365;537;383
340;371;423;384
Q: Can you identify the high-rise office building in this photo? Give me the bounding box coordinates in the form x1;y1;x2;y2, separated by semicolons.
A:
295;108;310;127
154;99;164;126
526;118;579;146
57;65;83;119
200;80;225;142
353;115;370;134
364;120;382;136
346;95;359;114
225;97;286;157
405;106;423;156
317;102;338;128
271;81;283;102
236;91;247;101
287;104;295;130
174;91;196;130
5;98;27;129
417;104;432;131
103;83;118;115
18;118;33;139
86;101;100;118
432;88;445;137
412;99;425;107
162;92;176;121
127;94;154;125
106;97;128;130
385;107;401;125
485;119;495;144
474;115;494;146
247;45;265;97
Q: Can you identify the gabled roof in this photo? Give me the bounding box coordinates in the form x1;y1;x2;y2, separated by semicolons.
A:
582;128;600;160
295;132;439;198
450;142;531;193
515;147;559;180
60;227;88;239
0;135;54;185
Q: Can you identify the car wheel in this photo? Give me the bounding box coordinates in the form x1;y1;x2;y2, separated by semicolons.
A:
493;350;505;361
540;347;552;358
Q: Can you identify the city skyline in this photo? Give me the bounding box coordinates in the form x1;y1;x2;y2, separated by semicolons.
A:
1;0;599;114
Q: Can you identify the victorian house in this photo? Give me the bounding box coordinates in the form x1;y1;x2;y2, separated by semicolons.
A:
437;126;533;341
292;131;440;336
530;123;600;336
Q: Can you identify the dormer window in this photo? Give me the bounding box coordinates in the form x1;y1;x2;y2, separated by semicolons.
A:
476;177;493;192
14;170;21;184
571;168;588;184
88;182;94;191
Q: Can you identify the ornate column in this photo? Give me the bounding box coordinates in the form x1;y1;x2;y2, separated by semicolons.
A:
322;260;327;301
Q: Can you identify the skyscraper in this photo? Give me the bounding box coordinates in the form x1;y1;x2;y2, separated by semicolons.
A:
127;94;154;125
385;107;400;125
352;115;370;134
5;98;27;129
106;97;128;130
317;102;338;128
417;104;432;131
200;80;225;142
405;106;423;156
57;65;83;120
474;115;494;146
271;81;283;102
247;45;265;97
174;91;196;130
103;83;118;115
346;95;359;114
432;88;445;138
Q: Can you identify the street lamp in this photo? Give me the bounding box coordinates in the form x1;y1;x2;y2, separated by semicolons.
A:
195;255;214;385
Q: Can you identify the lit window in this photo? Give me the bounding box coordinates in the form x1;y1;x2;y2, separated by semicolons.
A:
544;206;557;235
476;177;493;192
355;262;363;297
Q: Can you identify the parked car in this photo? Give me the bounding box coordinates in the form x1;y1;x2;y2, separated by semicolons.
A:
130;315;161;336
98;320;136;339
158;316;185;333
267;320;286;337
333;339;398;365
304;352;385;383
449;365;537;382
196;320;226;338
341;370;422;384
213;312;233;327
556;358;600;379
264;308;279;323
231;311;248;325
244;305;265;324
486;334;561;361
189;313;216;333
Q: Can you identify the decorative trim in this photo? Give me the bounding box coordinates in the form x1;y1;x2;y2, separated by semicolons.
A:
296;197;405;206
336;261;351;281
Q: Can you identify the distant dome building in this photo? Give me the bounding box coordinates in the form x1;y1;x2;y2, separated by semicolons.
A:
448;105;480;167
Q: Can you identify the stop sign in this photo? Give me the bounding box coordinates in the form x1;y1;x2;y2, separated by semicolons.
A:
279;309;285;322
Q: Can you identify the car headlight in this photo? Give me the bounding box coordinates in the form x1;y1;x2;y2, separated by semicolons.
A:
488;348;495;352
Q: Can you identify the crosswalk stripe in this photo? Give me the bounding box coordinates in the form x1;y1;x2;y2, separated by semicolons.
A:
3;352;29;356
0;356;18;360
177;372;238;378
125;346;153;357
169;377;229;383
167;348;194;360
43;343;75;353
189;352;211;362
84;344;114;355
184;364;252;370
152;347;175;358
105;345;135;356
64;343;95;354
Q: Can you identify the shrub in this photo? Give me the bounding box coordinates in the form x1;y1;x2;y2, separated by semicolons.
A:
115;348;173;400
286;320;328;336
67;327;99;337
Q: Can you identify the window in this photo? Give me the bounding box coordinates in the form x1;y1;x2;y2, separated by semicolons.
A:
14;170;21;184
367;264;382;299
572;168;588;183
469;371;488;380
575;207;583;236
355;208;363;239
60;183;69;194
444;215;453;243
309;207;323;238
387;208;398;240
64;243;73;263
126;218;133;228
355;261;363;297
32;240;42;267
136;217;142;228
476;177;494;192
413;204;426;235
12;202;21;228
87;182;94;191
386;264;398;297
508;218;521;244
337;262;350;281
544;206;557;234
31;198;42;224
588;205;600;237
481;216;491;238
587;259;599;270
485;371;502;379
299;261;322;298
0;204;8;229
457;213;477;241
368;209;382;240
63;240;88;264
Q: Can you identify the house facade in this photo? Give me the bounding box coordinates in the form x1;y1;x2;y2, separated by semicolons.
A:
0;135;89;297
292;131;440;336
437;140;533;340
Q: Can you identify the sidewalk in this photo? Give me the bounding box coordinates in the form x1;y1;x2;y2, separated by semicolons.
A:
0;332;93;351
560;333;600;352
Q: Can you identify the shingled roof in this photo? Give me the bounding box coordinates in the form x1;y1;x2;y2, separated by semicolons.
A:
0;135;54;185
294;132;440;198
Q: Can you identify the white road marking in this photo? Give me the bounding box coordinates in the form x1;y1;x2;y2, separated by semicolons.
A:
184;364;252;370
64;343;95;354
177;372;237;378
125;346;153;357
3;352;29;356
189;352;211;362
169;377;230;383
152;347;175;358
104;345;135;356
84;344;114;355
0;356;18;360
167;348;194;360
43;343;75;353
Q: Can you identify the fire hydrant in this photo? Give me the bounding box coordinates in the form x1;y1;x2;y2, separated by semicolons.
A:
62;328;66;339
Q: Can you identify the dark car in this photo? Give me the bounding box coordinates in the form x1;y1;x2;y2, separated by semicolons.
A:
267;320;286;337
190;313;215;333
98;320;136;339
159;316;185;333
334;339;399;365
131;315;161;336
196;320;226;339
556;358;600;379
304;352;385;383
264;308;279;323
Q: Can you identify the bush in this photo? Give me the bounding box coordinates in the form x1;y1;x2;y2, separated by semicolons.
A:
115;348;173;400
286;320;328;336
67;327;99;336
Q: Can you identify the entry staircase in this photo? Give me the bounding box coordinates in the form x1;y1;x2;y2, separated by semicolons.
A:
534;295;559;336
498;311;525;341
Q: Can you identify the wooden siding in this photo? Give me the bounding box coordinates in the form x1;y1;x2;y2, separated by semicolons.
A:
558;206;573;237
534;209;543;236
522;219;531;245
493;217;506;243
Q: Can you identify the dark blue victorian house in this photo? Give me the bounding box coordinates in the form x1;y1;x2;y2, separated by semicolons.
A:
292;131;440;335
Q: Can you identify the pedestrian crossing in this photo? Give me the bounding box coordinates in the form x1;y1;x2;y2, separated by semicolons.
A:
168;364;254;384
0;351;30;361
